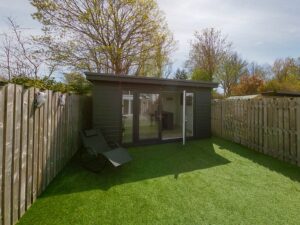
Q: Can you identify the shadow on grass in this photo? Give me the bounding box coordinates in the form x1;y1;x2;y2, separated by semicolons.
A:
40;139;230;197
213;137;300;183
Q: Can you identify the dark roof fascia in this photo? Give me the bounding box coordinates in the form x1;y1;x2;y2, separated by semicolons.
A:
85;72;219;89
261;91;300;97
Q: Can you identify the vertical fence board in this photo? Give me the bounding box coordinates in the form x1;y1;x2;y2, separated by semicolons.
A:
283;99;290;162
289;99;296;164
57;94;62;173
0;86;5;225
37;103;44;196
50;92;57;181
12;85;22;224
46;91;52;185
263;99;267;154
258;100;262;152
42;92;48;192
62;96;67;166
278;99;284;160
32;88;39;202
26;88;34;209
53;92;58;177
273;99;280;158
269;99;273;156
3;84;14;225
19;88;28;218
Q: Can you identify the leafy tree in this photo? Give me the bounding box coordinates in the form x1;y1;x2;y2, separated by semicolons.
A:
261;75;300;92
64;72;92;94
174;68;188;80
231;75;264;96
31;0;176;76
272;57;300;81
186;28;231;81
191;68;211;81
215;52;247;96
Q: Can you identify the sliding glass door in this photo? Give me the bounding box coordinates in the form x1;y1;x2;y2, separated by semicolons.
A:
138;93;160;141
122;91;194;145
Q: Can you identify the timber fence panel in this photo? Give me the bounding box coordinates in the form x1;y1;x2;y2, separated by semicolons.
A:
0;83;90;225
212;98;300;167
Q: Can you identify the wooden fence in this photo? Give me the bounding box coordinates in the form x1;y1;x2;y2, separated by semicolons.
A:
0;83;90;225
211;98;300;167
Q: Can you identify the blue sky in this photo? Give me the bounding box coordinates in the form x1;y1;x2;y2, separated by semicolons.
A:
1;0;300;71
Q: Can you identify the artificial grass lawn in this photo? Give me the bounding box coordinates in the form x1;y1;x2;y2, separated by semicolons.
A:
18;137;300;225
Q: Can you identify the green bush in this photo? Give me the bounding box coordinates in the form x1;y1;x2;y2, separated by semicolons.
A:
261;74;300;93
3;74;92;95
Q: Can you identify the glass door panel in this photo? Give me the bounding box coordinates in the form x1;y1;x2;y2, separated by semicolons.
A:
161;92;182;140
122;91;133;143
139;93;160;140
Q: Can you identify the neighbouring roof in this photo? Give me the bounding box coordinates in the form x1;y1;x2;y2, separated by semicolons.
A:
226;91;300;100
226;95;260;100
85;72;219;89
261;91;300;97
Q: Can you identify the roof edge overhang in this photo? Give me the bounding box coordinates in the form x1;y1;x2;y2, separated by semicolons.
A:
85;72;219;89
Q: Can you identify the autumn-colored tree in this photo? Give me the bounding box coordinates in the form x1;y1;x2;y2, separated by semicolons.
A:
186;28;231;81
31;0;176;76
231;75;264;96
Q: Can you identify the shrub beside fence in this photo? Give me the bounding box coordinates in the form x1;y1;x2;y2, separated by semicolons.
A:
0;83;90;225
211;98;300;167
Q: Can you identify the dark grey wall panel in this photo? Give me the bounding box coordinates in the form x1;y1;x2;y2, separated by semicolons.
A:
92;84;122;143
194;89;212;139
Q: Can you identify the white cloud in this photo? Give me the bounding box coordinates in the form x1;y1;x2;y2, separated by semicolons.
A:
157;0;300;69
0;0;299;71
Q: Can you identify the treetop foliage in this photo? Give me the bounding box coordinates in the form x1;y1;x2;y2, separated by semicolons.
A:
30;0;176;77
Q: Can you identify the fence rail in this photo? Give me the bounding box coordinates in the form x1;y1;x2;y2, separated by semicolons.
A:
0;83;89;225
211;98;300;167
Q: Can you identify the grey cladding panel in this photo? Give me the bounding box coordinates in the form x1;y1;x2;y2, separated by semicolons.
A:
194;90;211;138
92;84;122;143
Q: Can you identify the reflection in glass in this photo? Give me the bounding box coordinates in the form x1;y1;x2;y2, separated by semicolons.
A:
161;92;182;140
160;92;194;140
139;93;160;140
122;91;133;143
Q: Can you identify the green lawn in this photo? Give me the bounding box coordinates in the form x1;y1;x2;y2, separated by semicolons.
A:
18;137;300;225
